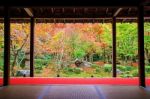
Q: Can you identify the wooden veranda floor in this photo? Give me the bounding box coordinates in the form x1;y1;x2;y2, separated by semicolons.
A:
0;85;150;99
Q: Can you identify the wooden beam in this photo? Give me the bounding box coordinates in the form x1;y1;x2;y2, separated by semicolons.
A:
51;8;54;14
113;8;123;17
95;8;98;13
84;8;87;14
0;17;150;23
106;8;109;14
0;0;139;7
102;19;105;23
30;17;35;77
121;8;131;22
128;8;132;14
138;5;146;87
143;0;150;6
121;19;126;23
112;17;117;77
73;8;76;13
0;17;149;20
24;8;33;17
3;6;10;86
62;8;65;13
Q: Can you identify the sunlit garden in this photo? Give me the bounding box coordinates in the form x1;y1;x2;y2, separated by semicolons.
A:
0;23;150;78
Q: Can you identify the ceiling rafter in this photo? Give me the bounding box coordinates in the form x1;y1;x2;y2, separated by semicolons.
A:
24;8;33;17
73;8;76;13
51;8;54;14
113;8;123;17
106;8;109;14
128;8;132;14
62;8;65;13
123;8;132;22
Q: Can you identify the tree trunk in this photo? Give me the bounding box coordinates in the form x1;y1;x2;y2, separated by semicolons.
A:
145;48;150;65
10;34;29;76
11;52;18;76
89;54;93;63
103;48;106;63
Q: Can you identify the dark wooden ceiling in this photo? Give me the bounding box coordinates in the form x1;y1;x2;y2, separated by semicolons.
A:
0;0;142;7
0;0;150;23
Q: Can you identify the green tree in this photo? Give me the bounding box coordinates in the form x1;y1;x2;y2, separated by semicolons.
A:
144;23;150;65
117;23;138;65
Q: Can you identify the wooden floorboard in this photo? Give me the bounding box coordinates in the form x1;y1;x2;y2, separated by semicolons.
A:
0;85;150;99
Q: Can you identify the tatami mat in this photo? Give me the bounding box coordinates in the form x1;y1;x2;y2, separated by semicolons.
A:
0;85;150;99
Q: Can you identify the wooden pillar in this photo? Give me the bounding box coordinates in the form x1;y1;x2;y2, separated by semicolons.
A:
138;5;145;87
3;6;10;86
112;17;117;77
30;17;35;77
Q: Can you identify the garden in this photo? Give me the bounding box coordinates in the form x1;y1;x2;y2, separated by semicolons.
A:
0;23;150;78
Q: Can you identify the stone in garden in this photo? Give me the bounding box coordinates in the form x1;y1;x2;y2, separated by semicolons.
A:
75;59;83;67
116;69;123;74
82;61;92;67
75;59;92;67
111;69;123;74
16;70;30;77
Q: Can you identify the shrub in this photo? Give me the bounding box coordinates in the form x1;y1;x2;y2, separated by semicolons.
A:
0;66;3;71
68;68;74;72
117;65;126;72
120;74;133;78
95;68;100;73
132;69;138;77
35;59;50;66
0;58;3;70
43;54;52;60
145;66;150;73
35;65;43;70
63;67;67;72
104;64;112;72
91;64;99;68
63;67;74;73
74;68;81;74
125;71;130;74
126;66;134;71
35;59;43;65
0;70;3;76
35;70;42;74
119;71;133;78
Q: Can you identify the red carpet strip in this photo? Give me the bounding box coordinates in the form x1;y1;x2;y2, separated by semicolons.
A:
0;77;150;85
